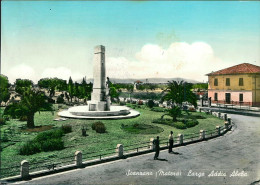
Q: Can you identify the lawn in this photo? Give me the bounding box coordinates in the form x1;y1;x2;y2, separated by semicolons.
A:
0;104;224;178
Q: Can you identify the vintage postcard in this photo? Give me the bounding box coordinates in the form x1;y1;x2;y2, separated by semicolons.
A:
1;1;260;184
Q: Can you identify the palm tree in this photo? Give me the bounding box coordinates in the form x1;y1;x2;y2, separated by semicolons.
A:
162;80;197;121
4;87;53;128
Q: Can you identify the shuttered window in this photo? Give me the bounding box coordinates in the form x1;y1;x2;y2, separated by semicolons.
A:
214;78;218;86
239;78;244;86
226;78;230;86
214;93;218;101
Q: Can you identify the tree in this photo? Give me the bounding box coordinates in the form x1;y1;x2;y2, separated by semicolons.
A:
79;77;89;102
107;81;121;102
4;87;53;128
68;77;74;102
126;84;134;100
73;82;80;102
162;80;197;121
147;99;155;108
0;89;10;106
38;78;67;98
0;75;10;106
15;79;33;94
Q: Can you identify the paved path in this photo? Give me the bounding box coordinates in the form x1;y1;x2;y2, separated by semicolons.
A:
18;114;260;185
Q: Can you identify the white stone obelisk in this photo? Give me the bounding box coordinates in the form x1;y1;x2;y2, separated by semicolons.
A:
88;45;110;111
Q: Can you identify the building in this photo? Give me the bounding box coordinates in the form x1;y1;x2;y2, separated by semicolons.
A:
207;63;260;107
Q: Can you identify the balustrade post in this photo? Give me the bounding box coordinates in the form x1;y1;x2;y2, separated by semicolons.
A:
75;151;82;167
200;130;205;140
21;160;29;180
227;117;232;125
216;126;221;136
116;144;124;158
149;138;155;150
178;134;183;145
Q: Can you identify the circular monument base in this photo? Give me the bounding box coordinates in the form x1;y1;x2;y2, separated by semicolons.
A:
58;105;140;120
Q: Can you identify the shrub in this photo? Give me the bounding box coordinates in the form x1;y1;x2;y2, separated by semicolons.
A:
119;101;126;105
19;116;27;121
19;141;41;155
185;119;199;128
61;125;72;133
0;118;6;125
188;107;196;112
173;122;187;129
151;107;166;112
95;124;106;133
48;98;55;104
41;138;64;152
19;128;65;155
1;132;9;142
137;100;143;105
57;95;65;104
35;129;64;143
147;99;155;108
3;115;10;121
133;123;139;128
92;121;106;133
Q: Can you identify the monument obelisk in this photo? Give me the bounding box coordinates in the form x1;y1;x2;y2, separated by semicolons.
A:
88;45;110;111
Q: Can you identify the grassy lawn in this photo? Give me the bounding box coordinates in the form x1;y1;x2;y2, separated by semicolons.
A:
0;104;224;177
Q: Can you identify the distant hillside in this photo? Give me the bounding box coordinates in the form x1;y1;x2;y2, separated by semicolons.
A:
85;77;201;84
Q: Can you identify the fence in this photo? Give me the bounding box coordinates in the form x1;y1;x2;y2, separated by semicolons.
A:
211;100;254;110
1;112;232;181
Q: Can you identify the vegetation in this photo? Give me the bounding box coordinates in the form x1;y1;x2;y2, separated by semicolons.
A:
66;77;92;103
1;105;224;177
121;123;163;134
19;129;65;155
38;77;67;92
153;111;202;129
162;80;197;121
192;83;208;90
4;88;53;128
56;94;65;104
61;124;72;134
91;121;106;133
151;107;167;112
14;79;33;94
0;75;11;106
147;99;155;108
120;92;163;100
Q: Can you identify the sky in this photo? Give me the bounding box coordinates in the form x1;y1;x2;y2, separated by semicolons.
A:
1;1;260;83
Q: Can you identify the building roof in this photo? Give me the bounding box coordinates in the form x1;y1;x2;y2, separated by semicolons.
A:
207;63;260;76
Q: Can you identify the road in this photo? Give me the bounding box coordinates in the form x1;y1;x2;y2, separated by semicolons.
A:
18;114;260;185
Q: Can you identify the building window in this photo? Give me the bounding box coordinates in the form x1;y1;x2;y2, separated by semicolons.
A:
214;78;218;86
214;93;218;101
239;78;244;86
239;94;243;102
226;78;230;86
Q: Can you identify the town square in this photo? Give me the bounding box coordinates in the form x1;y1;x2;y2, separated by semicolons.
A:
1;1;260;185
